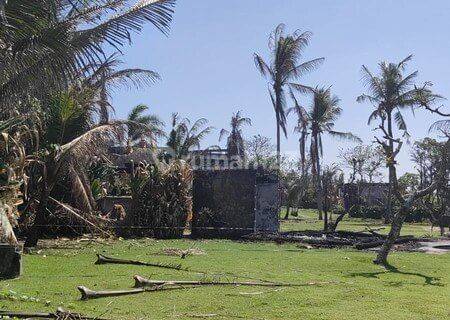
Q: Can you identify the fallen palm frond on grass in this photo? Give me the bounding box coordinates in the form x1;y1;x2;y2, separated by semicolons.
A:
133;275;316;288
0;307;108;319
78;276;336;300
95;253;297;283
95;253;182;270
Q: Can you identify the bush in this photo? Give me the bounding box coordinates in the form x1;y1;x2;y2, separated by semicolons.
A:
405;208;429;223
348;205;383;219
130;161;192;239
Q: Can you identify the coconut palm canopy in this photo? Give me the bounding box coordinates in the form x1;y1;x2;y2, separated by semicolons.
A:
219;111;251;158
0;0;175;114
357;55;443;136
254;23;324;166
127;104;165;147
290;87;361;175
166;113;213;158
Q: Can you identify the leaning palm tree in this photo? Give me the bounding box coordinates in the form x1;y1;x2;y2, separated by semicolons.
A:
219;111;251;158
254;23;324;168
166;114;213;158
357;55;443;222
127;104;165;148
290;87;360;225
25;122;127;247
357;55;448;265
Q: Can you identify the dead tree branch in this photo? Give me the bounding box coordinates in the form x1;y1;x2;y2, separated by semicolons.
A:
95;254;182;271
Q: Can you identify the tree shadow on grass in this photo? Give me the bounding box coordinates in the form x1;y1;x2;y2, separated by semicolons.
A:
346;263;443;286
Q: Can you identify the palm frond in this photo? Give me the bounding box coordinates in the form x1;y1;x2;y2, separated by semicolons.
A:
253;53;272;78
105;68;161;90
128;104;149;121
394;110;407;132
75;0;175;50
219;129;230;142
289;82;315;95
397;54;413;70
429;119;450;134
286;57;324;81
328;130;362;142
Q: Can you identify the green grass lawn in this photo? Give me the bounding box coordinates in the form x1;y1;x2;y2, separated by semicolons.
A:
1;235;449;319
280;208;442;238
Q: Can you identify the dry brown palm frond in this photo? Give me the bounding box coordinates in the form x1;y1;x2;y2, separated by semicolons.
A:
58;122;125;165
49;197;111;237
68;166;96;213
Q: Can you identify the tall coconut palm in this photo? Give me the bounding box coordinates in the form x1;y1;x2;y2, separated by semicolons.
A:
290;87;360;225
166;114;213;158
127;104;165;148
357;56;448;265
357;55;442;222
219;110;251;158
254;23;324;168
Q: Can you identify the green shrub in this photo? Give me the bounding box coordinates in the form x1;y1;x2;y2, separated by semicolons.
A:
130;161;192;239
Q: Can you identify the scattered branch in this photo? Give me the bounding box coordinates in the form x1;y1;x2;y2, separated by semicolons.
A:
95;254;182;271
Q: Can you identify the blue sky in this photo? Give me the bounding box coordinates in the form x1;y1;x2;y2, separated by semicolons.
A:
111;0;450;178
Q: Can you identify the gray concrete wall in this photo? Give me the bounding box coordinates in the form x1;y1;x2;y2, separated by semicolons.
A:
255;182;280;233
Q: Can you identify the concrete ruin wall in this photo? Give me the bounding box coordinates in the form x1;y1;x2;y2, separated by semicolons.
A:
342;183;389;211
192;169;279;238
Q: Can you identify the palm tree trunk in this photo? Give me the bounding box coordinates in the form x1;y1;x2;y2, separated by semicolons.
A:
25;161;58;248
313;134;323;221
276;115;281;169
284;205;290;220
384;111;394;223
374;209;406;265
99;72;109;124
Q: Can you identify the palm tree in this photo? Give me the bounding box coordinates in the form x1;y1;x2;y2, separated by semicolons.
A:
166;114;213;158
0;0;175;115
254;23;324;168
25;122;126;247
85;55;161;124
290;87;360;225
357;55;442;222
219;111;251;158
127;104;165;148
357;56;448;265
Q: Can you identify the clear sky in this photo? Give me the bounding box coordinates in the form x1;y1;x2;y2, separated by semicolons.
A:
110;0;450;179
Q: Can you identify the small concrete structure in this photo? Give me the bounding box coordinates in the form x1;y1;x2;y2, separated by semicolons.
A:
0;243;22;279
341;183;389;211
192;169;280;238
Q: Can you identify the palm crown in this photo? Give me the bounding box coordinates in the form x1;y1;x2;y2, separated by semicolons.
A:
254;23;324;166
219;110;251;157
127;104;165;147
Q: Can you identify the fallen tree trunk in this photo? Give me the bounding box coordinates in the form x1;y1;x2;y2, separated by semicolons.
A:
95;254;181;270
133;275;303;288
0;307;108;319
77;285;186;301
